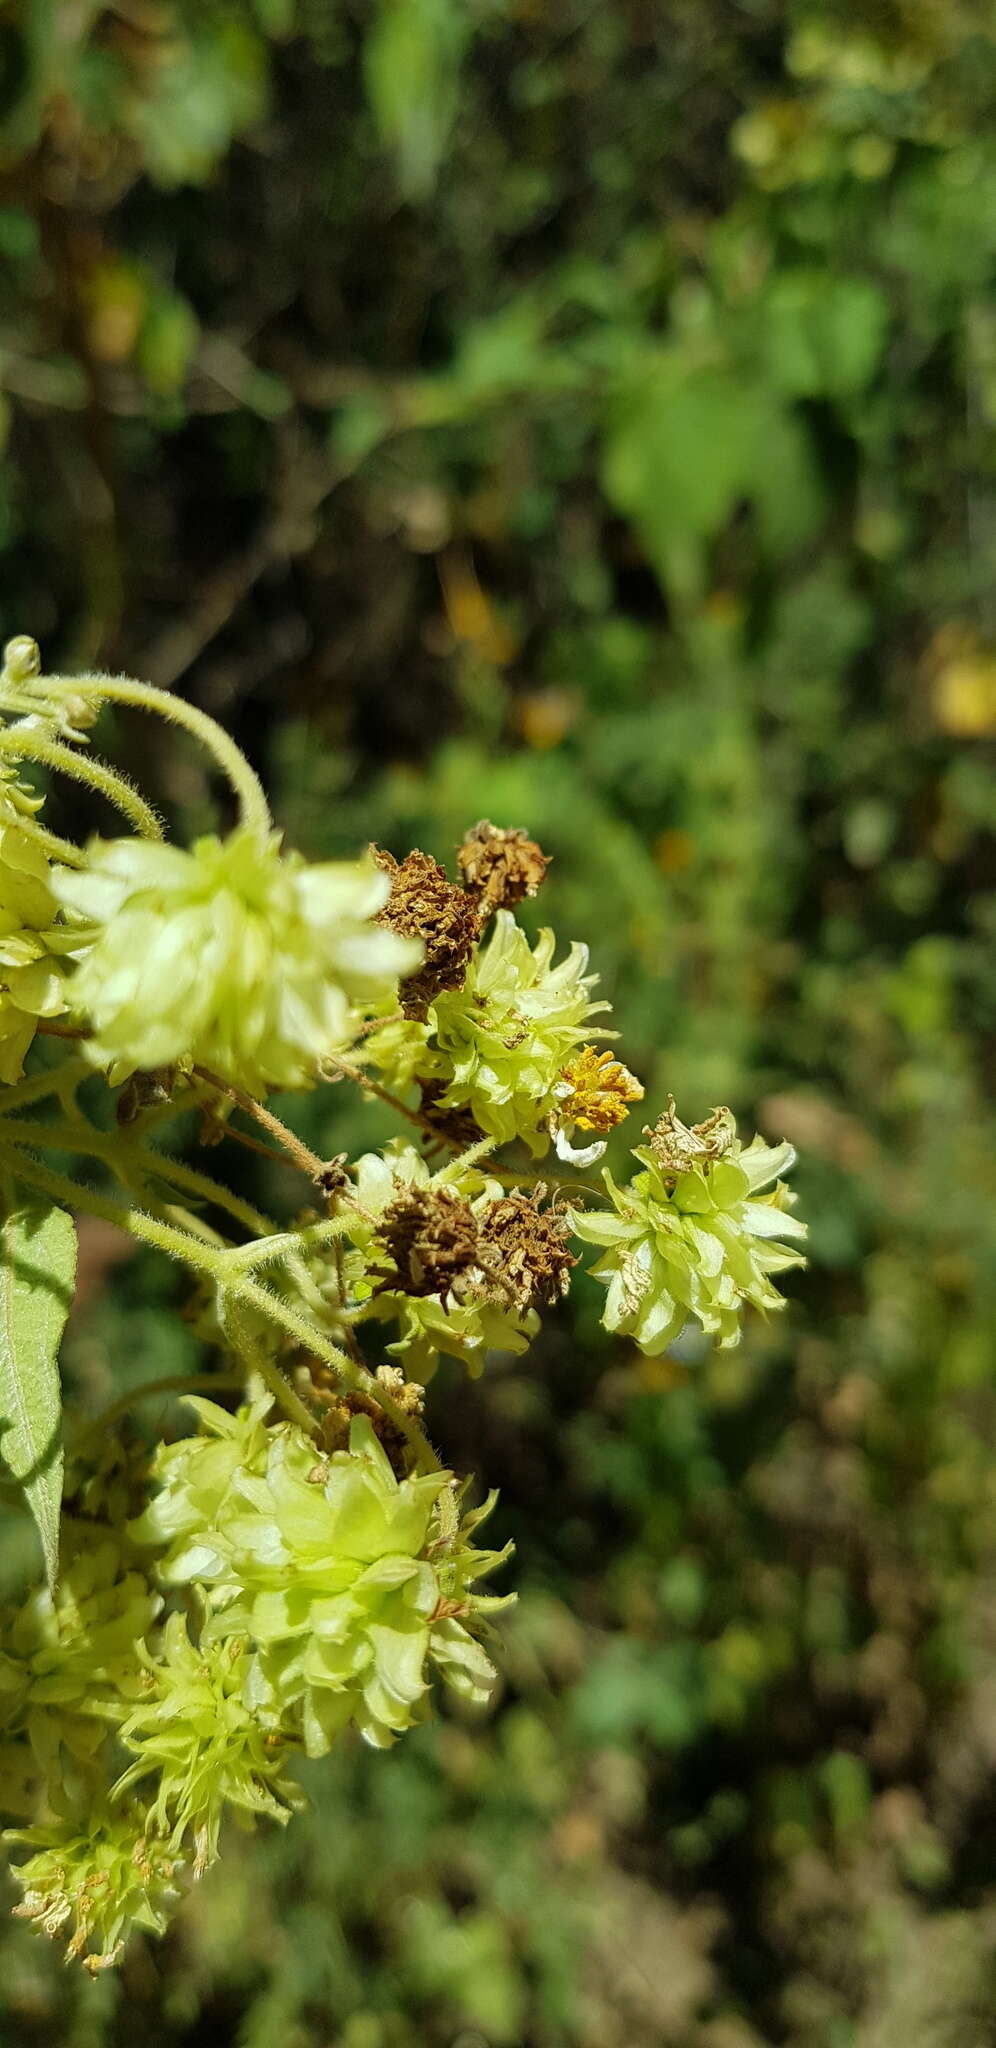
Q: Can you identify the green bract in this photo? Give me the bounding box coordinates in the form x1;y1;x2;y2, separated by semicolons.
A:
366;910;610;1154
572;1124;807;1353
134;1402;511;1757
53;829;421;1091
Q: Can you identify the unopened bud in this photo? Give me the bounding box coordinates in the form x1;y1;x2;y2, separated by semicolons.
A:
3;635;41;684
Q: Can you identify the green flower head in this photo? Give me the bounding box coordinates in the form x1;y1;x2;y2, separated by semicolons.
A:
135;1401;511;1758
572;1100;807;1354
7;1804;182;1973
114;1615;303;1875
366;911;611;1156
54;829;422;1093
0;1531;161;1819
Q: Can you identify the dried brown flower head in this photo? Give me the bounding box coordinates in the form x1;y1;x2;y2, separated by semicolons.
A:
555;1046;644;1134
645;1096;736;1175
376;1184;482;1299
478;1188;577;1312
373;846;482;1019
457;820;550;914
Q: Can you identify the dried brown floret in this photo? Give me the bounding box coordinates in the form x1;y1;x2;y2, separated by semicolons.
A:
316;1153;351;1201
375;1184;482;1299
457;820;550;914
478;1188;577;1312
318;1367;426;1475
373;845;482;1019
645;1096;736;1175
115;1066;179;1127
556;1046;644;1133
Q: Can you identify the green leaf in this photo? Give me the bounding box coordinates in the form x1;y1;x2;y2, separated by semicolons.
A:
751;403;827;556
762;272;890;400
363;0;471;201
601;353;768;596
0;1182;76;1591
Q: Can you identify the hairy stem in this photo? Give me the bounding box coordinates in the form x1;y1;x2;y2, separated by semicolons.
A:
0;727;162;840
192;1067;327;1182
0;1112;273;1242
58;671;272;840
0;1057;92;1116
4;1145;438;1467
322;1053;458;1147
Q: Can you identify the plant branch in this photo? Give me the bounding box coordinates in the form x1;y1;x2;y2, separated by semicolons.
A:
192;1067;327;1182
55;671;272;840
0;726;163;840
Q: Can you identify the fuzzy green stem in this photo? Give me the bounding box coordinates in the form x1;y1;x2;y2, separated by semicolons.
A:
7;809;85;868
0;1112;273;1243
0;1057;92;1116
0;727;163;840
58;672;272;840
192;1067;327;1182
219;1213;352;1276
237;1273;441;1472
433;1135;498;1183
3;1144;437;1465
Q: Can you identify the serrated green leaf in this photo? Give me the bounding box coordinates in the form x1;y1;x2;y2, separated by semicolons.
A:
0;1181;76;1591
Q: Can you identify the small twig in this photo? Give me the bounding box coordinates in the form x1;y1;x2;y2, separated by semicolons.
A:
322;1053;460;1149
192;1067;327;1183
217;1122;304;1172
36;1020;92;1041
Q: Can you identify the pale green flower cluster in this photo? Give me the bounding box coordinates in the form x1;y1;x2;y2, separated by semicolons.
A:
132;1400;510;1756
54;829;421;1092
8;1805;181;1973
2;1405;510;1968
344;1142;539;1379
0;1528;176;1971
572;1111;807;1353
114;1616;303;1873
0;796;75;1082
0;1530;160;1820
365;909;611;1154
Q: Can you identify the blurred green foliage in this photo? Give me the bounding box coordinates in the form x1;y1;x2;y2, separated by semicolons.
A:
0;0;995;2041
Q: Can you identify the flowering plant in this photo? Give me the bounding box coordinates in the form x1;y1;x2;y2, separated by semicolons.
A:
0;638;806;1970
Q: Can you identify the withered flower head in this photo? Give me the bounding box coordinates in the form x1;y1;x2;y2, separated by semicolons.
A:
373;846;482;1019
478;1188;577;1312
376;1184;482;1299
555;1045;644;1134
645;1096;736;1175
457;820;550;914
